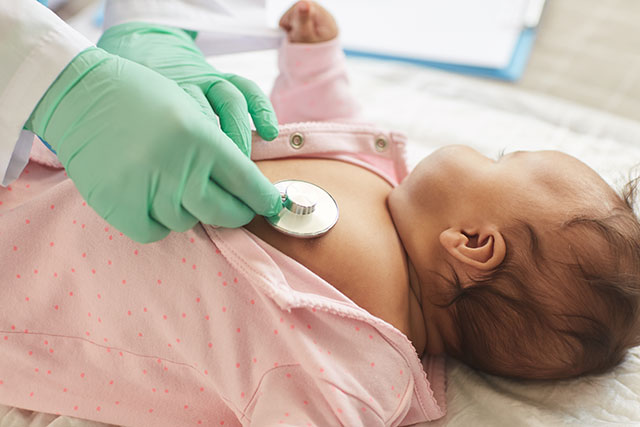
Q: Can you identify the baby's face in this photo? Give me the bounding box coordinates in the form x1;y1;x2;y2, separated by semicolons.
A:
388;145;618;353
390;145;616;252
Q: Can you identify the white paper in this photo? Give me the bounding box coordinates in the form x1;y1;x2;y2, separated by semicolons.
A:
267;0;533;68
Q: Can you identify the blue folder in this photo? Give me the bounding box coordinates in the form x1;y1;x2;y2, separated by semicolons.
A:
91;1;537;82
344;27;537;82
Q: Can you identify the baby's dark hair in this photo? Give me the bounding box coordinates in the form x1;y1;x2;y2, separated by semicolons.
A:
441;177;640;380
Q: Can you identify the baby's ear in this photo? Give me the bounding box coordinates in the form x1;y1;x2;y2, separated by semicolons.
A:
439;226;506;275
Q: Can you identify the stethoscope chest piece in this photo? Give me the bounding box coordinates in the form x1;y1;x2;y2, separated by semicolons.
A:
266;180;339;238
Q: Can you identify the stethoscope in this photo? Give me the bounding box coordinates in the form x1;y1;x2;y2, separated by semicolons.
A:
265;180;339;238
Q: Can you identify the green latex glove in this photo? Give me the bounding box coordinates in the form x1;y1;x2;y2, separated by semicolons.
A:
97;22;279;156
25;47;282;243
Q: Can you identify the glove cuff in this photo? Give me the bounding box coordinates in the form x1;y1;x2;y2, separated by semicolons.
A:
98;22;198;55
24;47;111;151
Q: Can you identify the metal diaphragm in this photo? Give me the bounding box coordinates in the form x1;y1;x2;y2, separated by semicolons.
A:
265;180;339;238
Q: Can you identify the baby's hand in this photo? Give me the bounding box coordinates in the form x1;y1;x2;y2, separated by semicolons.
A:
279;1;338;43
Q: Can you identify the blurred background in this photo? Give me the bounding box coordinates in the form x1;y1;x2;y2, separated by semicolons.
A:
53;0;640;123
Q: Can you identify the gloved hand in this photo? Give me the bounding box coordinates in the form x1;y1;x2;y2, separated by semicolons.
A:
25;47;282;243
97;22;279;156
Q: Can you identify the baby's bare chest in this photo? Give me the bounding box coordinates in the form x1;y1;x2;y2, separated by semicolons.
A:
245;158;411;334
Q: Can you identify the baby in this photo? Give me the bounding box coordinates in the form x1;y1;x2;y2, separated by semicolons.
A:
0;1;639;426
252;0;640;381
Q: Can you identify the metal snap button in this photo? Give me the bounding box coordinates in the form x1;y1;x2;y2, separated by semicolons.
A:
374;136;388;152
289;132;305;149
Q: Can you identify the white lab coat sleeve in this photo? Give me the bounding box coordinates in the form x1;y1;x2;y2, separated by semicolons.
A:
104;0;283;55
0;1;92;187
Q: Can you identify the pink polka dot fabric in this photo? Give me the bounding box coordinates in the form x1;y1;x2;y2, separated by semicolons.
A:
0;38;445;426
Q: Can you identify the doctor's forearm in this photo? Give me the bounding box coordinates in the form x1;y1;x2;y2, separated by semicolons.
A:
103;0;280;56
104;0;256;32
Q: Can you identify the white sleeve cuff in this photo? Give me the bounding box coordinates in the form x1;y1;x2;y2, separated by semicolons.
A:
2;131;33;187
0;2;92;186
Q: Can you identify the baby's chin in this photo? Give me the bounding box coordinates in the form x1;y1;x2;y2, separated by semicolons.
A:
386;186;407;231
386;185;400;209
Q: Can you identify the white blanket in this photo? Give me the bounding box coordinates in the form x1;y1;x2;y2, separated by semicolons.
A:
2;50;639;426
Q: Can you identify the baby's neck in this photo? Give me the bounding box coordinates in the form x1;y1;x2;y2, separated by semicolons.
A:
406;261;426;355
406;259;448;356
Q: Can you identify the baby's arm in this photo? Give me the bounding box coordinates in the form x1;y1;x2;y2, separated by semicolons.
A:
271;1;361;124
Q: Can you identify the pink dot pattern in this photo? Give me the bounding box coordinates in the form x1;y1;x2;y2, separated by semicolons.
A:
0;38;446;426
0;153;444;425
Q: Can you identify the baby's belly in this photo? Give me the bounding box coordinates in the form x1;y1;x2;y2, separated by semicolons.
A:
245;158;412;335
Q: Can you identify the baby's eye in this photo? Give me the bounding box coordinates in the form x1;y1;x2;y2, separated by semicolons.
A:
494;149;507;162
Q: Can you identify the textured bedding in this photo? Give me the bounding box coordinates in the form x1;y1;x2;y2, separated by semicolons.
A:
2;49;639;426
